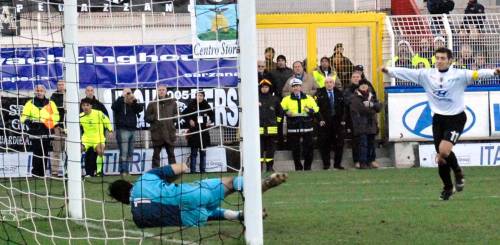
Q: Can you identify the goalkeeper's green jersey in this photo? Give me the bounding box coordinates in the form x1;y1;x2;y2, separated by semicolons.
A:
80;109;113;145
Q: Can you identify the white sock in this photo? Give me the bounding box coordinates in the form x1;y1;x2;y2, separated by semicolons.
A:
223;210;242;220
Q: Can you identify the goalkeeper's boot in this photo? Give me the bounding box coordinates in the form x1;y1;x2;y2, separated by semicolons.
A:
237;209;267;222
440;188;455;201
262;172;288;192
455;171;465;192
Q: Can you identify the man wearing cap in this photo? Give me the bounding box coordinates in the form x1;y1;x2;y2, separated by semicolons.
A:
282;61;318;97
313;56;338;88
21;85;60;176
259;79;283;172
330;43;354;87
280;78;320;171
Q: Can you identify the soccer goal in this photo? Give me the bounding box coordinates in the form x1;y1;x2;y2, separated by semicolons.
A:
0;0;263;244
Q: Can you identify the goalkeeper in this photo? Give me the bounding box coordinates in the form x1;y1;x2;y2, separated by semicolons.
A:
108;163;288;227
80;98;113;177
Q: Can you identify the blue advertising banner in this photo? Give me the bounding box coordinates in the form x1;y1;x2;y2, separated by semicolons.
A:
0;44;238;90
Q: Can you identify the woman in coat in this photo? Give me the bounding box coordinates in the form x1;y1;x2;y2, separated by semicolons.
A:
183;91;215;173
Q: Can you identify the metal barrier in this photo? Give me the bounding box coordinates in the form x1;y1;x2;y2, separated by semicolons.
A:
385;13;500;86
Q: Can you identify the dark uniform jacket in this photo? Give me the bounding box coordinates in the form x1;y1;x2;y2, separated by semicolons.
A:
269;67;293;98
259;92;283;135
50;91;65;127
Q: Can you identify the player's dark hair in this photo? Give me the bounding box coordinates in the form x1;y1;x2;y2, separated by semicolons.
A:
108;179;132;205
434;47;453;59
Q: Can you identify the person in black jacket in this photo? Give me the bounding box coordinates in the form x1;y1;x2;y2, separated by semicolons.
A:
464;0;485;30
258;79;283;172
269;55;293;150
81;86;109;116
425;0;455;14
316;77;346;170
111;88;144;176
50;80;66;176
183;90;214;173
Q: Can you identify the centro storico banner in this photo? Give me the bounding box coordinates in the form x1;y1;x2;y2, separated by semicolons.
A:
0;44;238;90
190;0;239;58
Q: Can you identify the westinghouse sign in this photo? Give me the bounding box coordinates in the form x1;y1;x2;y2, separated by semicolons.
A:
4;1;187;13
0;44;239;90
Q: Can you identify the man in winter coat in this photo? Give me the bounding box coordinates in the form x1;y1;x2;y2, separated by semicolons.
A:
145;85;178;168
258;79;283;172
81;86;109;116
111;88;143;176
282;61;318;97
50;80;66;176
183;90;215;173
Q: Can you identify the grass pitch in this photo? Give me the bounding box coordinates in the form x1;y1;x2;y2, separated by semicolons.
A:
0;167;499;244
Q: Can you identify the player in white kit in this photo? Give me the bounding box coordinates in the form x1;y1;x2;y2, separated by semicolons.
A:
382;47;500;200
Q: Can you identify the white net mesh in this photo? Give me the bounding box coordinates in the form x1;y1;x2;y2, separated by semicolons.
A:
0;0;247;243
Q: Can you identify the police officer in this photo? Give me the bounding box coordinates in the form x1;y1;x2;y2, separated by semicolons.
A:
280;78;320;171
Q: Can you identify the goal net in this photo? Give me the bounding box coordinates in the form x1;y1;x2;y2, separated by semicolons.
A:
0;0;257;244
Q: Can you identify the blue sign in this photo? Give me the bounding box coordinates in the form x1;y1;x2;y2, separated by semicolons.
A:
402;101;476;138
0;44;238;90
494;103;500;132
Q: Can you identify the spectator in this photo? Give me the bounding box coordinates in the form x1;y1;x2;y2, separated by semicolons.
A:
394;40;414;68
269;55;293;150
350;83;381;169
425;0;455;14
81;85;109;116
269;55;293;98
50;80;66;176
280;78;320;171
258;79;283;172
282;61;318;97
456;44;475;69
257;60;271;83
112;88;143;176
316;77;346;170
145;85;178;168
313;56;338;88
183;90;214;173
464;0;485;30
416;37;434;61
330;43;354;87
344;72;362;168
264;47;277;72
21;85;60;176
80;98;113;177
353;65;378;99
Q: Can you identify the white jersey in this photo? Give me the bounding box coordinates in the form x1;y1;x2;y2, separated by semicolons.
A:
387;67;497;115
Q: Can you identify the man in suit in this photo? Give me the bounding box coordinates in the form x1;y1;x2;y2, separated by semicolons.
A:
316;77;346;170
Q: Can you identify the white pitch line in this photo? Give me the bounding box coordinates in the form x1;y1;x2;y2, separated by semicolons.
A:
271;195;500;205
72;220;197;245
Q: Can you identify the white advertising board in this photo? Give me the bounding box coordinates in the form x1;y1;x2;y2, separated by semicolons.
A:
388;92;490;141
0;147;227;178
419;142;500;167
490;91;500;137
